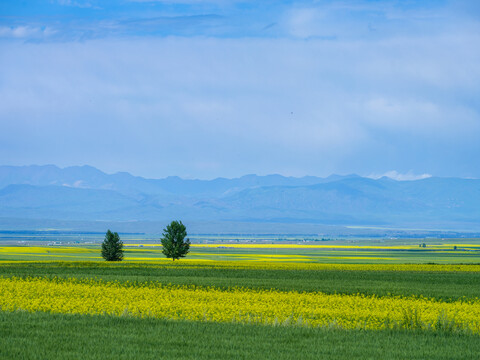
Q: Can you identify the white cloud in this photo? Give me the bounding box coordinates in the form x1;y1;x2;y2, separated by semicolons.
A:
1;26;36;38
286;8;325;38
56;0;96;8
0;26;57;39
368;171;432;181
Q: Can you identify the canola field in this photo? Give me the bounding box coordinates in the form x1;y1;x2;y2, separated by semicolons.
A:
1;241;480;359
1;275;480;333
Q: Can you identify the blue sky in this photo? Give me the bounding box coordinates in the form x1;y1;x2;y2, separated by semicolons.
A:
0;0;479;179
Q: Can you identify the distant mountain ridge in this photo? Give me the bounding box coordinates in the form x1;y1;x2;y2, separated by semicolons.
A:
0;165;479;231
0;165;346;197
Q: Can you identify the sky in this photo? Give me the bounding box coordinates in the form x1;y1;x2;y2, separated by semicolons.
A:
0;0;479;180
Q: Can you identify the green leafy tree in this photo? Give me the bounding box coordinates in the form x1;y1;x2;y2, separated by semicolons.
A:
161;220;191;261
101;230;124;261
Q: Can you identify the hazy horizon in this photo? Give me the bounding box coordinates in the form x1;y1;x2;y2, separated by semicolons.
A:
2;162;480;232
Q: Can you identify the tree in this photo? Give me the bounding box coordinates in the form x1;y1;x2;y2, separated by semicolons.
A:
161;220;191;261
101;230;124;261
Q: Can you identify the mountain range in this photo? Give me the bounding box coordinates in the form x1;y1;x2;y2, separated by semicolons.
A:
0;165;479;232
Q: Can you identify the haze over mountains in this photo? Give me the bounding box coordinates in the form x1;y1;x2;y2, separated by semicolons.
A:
0;165;479;232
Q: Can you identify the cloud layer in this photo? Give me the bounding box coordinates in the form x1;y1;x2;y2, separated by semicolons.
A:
0;1;479;178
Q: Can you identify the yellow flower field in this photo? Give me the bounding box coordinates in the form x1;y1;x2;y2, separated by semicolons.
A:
0;246;94;254
1;276;479;333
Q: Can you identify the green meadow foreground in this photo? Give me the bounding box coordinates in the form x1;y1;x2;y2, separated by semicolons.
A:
1;242;480;359
2;312;480;360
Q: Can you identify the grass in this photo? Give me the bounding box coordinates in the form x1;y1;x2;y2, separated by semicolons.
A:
1;311;480;360
1;261;479;301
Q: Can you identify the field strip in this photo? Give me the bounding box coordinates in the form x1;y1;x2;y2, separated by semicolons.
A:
189;244;480;250
0;246;96;253
1;276;479;333
1;260;480;271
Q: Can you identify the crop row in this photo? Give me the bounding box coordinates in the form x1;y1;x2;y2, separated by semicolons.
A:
2;259;480;272
1;276;479;333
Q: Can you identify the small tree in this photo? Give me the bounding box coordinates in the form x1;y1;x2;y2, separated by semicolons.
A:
161;220;191;261
101;230;124;261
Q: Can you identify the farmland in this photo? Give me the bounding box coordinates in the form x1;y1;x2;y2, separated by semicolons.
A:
1;239;480;359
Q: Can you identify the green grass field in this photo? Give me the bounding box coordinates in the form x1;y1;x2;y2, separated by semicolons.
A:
1;241;479;359
2;311;480;360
